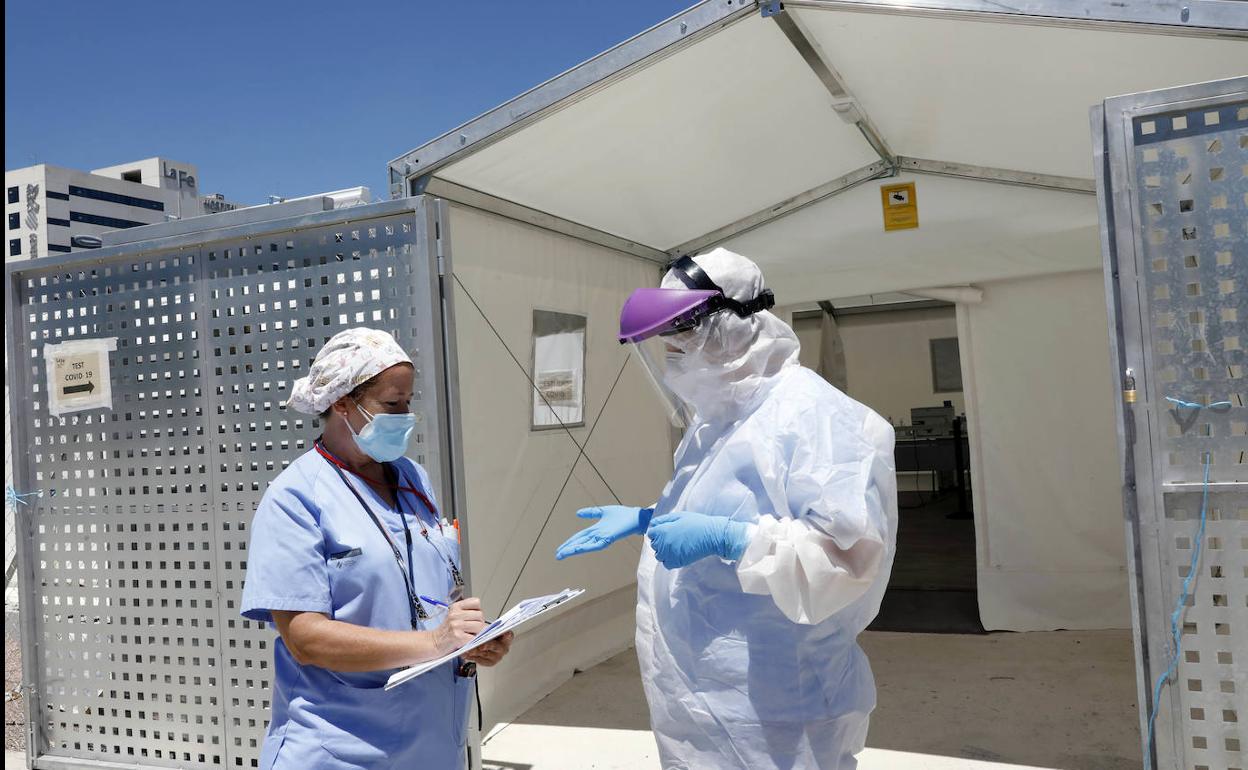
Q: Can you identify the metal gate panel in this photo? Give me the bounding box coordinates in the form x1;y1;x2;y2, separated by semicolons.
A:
5;198;450;769
1096;77;1247;770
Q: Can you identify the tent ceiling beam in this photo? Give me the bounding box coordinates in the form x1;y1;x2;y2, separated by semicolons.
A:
673;153;1094;257
420;176;671;264
794;298;953;320
781;0;1248;37
767;6;896;164
672;160;894;256
898;157;1097;193
386;0;760;199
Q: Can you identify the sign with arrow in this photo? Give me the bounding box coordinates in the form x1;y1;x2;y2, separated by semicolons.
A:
44;338;117;417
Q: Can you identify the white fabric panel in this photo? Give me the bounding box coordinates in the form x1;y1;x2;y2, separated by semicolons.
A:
795;8;1248;179
723;173;1101;304
817;310;848;392
957;270;1129;631
441;13;878;249
447;203;673;725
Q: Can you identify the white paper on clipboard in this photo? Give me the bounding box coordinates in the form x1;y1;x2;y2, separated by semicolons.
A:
385;588;585;690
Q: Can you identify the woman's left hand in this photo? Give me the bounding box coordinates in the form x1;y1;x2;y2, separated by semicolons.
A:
462;631;514;667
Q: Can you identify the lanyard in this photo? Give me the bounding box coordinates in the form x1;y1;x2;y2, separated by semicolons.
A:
329;461;428;627
316;441;464;626
315;441;443;536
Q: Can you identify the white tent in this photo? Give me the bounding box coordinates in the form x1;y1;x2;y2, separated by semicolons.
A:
387;0;1246;742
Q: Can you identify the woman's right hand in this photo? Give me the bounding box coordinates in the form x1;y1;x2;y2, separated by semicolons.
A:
431;597;486;655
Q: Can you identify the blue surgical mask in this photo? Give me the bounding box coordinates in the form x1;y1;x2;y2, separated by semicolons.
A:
348;402;417;462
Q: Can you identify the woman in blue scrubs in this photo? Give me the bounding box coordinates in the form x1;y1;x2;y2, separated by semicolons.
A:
241;328;512;769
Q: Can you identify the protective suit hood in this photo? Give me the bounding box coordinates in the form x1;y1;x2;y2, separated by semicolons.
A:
660;248;800;424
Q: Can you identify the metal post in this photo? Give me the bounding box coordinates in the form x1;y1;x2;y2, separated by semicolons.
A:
950;416;971;519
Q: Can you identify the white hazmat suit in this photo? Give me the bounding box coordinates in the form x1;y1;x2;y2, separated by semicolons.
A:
637;248;898;769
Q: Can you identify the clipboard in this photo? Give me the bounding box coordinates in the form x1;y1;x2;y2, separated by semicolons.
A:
385;588;585;690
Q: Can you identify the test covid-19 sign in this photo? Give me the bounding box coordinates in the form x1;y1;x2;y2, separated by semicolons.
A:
43;337;117;417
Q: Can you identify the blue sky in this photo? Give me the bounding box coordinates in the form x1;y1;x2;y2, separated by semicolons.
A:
5;1;690;204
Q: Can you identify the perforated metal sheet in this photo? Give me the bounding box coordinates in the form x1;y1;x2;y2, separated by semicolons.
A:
1098;80;1247;770
5;200;447;769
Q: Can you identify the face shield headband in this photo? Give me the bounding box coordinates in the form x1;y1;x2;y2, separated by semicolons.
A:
616;255;777;344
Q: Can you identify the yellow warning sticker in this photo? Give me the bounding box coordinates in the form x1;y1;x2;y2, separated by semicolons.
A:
881;182;918;232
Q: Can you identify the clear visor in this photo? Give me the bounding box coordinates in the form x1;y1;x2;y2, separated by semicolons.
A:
629;336;692;429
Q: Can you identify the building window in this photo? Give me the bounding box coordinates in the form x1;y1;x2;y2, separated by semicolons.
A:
69;210;146;229
46;244;71;253
121;170;142;183
46;190;69;201
47;217;70;227
9;238;20;257
7;187;18;204
8;213;18;230
67;185;163;211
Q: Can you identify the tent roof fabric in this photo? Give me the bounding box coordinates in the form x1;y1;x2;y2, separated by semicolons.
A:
390;1;1246;296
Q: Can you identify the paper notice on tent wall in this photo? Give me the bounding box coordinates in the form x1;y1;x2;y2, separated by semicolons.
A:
881;182;919;232
44;337;118;417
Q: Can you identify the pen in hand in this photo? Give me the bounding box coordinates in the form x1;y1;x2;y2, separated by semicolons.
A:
422;595;496;625
420;595;450;610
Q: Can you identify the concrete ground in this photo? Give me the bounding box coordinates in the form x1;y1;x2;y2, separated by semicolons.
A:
5;627;1140;769
483;630;1141;770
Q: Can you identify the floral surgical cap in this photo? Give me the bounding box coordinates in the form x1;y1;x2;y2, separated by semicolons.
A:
285;328;412;414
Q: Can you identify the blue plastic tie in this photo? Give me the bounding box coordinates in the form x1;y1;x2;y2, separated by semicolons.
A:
1141;407;1213;770
5;486;43;510
1165;396;1232;410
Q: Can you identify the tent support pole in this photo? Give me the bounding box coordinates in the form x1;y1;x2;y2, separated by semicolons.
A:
672;153;1095;257
897;157;1096;193
766;6;896;165
419;176;671;264
776;0;1247;38
671;160;894;256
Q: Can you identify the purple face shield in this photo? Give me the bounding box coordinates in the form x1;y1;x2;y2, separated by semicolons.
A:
617;288;721;344
617;255;777;427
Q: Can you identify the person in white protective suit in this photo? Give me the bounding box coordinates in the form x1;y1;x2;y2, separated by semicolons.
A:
555;247;897;770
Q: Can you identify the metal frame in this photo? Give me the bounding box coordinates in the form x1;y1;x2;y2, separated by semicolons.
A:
1096;74;1248;769
421;151;1095;262
896;157;1096;193
671;155;1092;257
98;196;337;247
673;160;893;255
1091;101;1155;765
5;264;41;761
388;0;1244;202
419;177;669;263
4;196;466;770
791;298;953;319
767;6;895;163
424;199;487;770
782;0;1248;36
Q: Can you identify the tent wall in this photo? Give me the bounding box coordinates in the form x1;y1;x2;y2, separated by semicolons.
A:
958;269;1128;630
441;201;672;727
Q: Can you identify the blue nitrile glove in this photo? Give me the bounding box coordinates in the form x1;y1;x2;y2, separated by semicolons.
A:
555;505;655;560
647;512;751;569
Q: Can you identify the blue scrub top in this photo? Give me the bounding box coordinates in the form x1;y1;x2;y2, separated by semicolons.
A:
241;448;471;769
